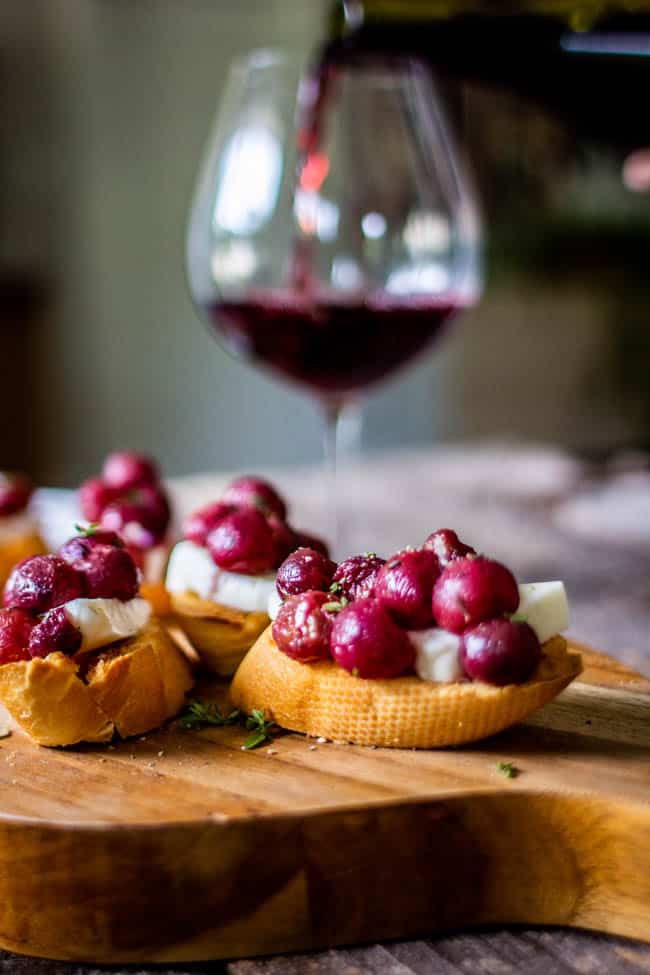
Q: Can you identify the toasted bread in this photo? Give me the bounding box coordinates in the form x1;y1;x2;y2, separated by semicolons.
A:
170;591;268;676
0;620;194;746
230;627;582;748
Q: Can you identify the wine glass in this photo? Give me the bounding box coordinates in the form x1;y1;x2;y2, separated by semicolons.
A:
187;47;481;547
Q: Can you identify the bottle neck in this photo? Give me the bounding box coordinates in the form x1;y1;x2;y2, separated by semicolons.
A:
325;1;650;149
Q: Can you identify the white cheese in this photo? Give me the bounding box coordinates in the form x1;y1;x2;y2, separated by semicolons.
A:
165;539;275;614
166;540;218;600
267;589;283;621
212;569;276;614
409;627;464;683
517;582;569;644
64;597;151;653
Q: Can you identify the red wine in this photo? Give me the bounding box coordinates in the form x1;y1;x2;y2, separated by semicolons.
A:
203;292;464;395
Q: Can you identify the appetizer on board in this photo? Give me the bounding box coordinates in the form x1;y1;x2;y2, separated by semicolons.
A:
78;450;172;588
166;475;328;675
231;529;581;748
0;528;193;746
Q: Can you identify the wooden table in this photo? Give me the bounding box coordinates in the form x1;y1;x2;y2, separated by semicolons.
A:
4;444;650;975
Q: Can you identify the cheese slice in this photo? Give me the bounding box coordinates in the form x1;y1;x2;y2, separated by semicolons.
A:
409;627;463;683
517;582;569;644
64;597;151;653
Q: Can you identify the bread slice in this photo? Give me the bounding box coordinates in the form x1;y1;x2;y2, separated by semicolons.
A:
230;627;582;748
0;621;194;747
170;591;268;676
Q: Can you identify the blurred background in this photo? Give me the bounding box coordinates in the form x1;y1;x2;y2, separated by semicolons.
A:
2;0;650;486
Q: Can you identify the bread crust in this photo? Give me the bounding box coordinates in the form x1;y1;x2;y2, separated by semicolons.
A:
170;591;268;676
0;621;194;747
230;627;582;748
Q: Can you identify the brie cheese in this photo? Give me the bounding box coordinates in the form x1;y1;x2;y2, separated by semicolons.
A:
517;582;569;644
166;539;275;614
64;597;151;653
410;627;464;683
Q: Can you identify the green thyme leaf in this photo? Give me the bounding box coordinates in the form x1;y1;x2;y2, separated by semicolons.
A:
329;581;343;595
180;701;275;749
496;761;519;779
243;731;269;750
322;595;348;614
75;522;99;536
179;699;240;731
243;708;276;749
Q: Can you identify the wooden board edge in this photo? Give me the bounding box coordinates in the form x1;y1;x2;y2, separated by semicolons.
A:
0;791;649;962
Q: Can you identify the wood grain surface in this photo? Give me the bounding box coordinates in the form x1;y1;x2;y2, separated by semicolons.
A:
0;642;647;965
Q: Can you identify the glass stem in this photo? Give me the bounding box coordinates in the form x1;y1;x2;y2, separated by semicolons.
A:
322;399;342;556
322;398;362;557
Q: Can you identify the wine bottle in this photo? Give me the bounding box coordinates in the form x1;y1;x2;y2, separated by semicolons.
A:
327;1;650;148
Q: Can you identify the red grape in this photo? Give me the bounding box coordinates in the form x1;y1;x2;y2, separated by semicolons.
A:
79;477;120;522
58;528;123;565
183;501;235;546
102;451;159;490
0;472;33;516
432;556;519;634
331;598;414;679
100;503;157;548
331;554;385;602
272;590;333;662
0;608;34;664
460;619;541;685
101;484;170;547
293;530;330;558
423;528;475;567
206;508;275;575
77;544;139;601
222;476;287;520
276;547;336;598
268;516;302;568
28;607;82;659
3;556;84;612
374;549;439;628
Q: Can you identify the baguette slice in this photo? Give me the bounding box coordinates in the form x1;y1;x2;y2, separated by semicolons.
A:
0;621;194;747
230;627;582;748
170;591;268;676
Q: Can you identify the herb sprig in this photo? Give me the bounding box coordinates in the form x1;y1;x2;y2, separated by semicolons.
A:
244;709;276;750
496;761;519;779
179;700;276;750
179;700;241;731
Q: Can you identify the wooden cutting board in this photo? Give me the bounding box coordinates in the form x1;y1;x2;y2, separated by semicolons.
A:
0;641;648;964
